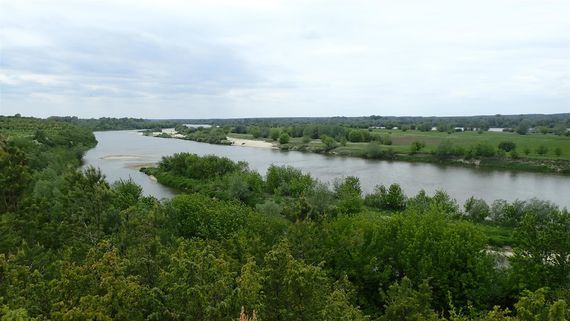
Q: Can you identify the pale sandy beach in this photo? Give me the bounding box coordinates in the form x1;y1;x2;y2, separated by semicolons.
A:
227;137;275;149
100;155;143;160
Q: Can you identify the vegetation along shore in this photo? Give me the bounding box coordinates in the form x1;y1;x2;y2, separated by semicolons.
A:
135;113;570;175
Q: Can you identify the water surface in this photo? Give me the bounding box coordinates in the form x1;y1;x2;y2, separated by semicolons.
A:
83;130;570;208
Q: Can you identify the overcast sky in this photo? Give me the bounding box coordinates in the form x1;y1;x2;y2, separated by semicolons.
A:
1;0;569;119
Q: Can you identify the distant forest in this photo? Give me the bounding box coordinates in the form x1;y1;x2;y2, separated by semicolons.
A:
36;113;570;132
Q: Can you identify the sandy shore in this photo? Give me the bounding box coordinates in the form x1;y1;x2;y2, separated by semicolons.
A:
227;137;275;149
126;162;157;170
100;155;143;160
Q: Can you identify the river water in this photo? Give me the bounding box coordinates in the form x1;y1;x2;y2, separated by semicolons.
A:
83;130;570;208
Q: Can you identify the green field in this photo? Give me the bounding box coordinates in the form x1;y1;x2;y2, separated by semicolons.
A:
228;128;570;173
367;128;570;160
230;129;570;159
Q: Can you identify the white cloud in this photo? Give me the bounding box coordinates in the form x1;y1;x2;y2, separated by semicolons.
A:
0;0;569;118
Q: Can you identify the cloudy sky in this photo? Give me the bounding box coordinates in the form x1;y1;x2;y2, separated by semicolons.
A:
0;0;569;118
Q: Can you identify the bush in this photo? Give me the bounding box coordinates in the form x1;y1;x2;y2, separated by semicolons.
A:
348;130;364;142
270;128;281;141
434;140;457;160
279;133;290;144
365;142;383;159
498;141;516;152
474;142;496;157
410;141;426;154
168;193;251;240
536;145;548;155
320;135;336;151
463;197;490;222
266;165;314;196
364;183;406;211
334;176;363;214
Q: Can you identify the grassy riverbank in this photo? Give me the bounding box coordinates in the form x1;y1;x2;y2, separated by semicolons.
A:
227;129;570;175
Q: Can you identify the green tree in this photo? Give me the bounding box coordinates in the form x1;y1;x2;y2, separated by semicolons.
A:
270;128;281;141
168;193;251;240
511;206;570;291
381;277;439;321
321;135;337;151
516;121;530;135
464;197;490;223
160;240;237;320
514;288;569;321
334;176;363;214
498;141;516;152
385;184;406;211
279;133;290;144
410;141;426;154
0;138;32;213
260;240;330;321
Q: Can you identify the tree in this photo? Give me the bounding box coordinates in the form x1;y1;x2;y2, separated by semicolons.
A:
511;204;569;291
250;127;262;138
334;176;363;214
160;240;237;320
498;141;516;152
348;130;365;142
516;121;530;135
381;277;439;321
463;197;490;223
265;165;314;197
321;135;337;151
279;133;290;144
270;129;281;141
0;138;32;213
514;288;569;321
410;141;426;154
112;179;142;211
385;183;406;211
260;240;330;320
168;193;251;240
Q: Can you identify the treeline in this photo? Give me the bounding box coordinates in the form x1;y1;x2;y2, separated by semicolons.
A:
1;118;568;320
46;116;181;131
173;124;231;145
7;113;570;134
183;113;570;133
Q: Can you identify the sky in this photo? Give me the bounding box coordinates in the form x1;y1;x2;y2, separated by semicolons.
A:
0;0;569;119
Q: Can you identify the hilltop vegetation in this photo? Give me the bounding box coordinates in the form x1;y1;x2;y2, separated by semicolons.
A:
1;116;568;320
45;115;181;131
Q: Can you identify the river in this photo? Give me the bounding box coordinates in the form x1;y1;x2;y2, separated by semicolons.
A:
83;130;570;208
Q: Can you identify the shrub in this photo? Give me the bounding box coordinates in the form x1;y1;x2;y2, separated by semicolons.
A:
498;141;516;152
536;145;548;155
279;133;290;144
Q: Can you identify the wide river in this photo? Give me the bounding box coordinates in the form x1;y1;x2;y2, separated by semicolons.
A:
84;130;570;208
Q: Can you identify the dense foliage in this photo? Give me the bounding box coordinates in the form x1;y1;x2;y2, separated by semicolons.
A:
46;116;182;131
1;117;568;321
182;113;570;134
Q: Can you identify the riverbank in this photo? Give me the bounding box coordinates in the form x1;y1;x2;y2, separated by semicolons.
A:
227;137;276;149
153;131;570;175
226;133;570;176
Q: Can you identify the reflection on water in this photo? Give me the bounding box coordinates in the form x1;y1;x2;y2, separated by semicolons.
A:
83;130;570;208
